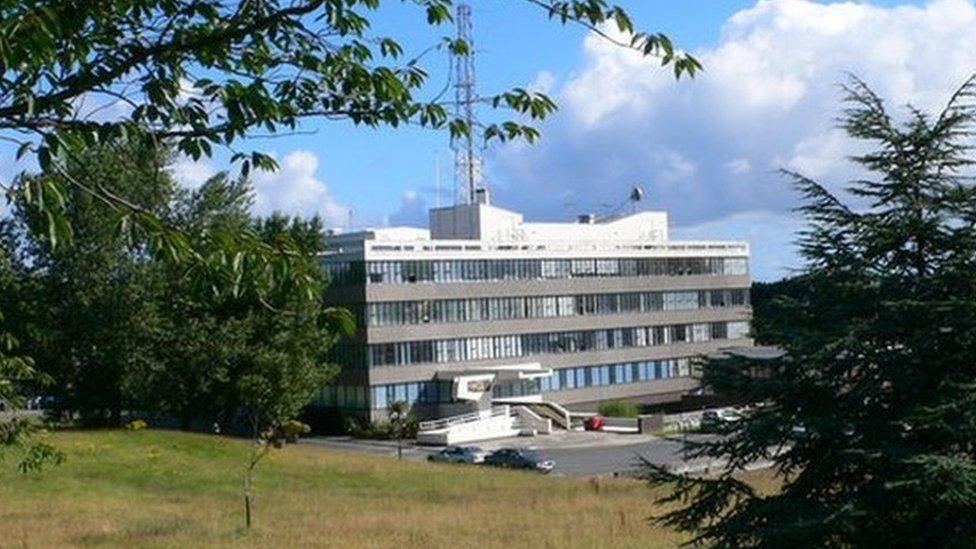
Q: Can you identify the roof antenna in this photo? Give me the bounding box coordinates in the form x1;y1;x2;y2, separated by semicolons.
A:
629;185;645;213
435;152;441;209
452;3;485;205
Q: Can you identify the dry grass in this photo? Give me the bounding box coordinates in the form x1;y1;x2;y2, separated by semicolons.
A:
0;430;765;548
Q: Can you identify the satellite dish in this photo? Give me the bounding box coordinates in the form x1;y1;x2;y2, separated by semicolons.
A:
629;186;645;203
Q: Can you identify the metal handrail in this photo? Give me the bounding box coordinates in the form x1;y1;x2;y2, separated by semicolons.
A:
418;406;509;432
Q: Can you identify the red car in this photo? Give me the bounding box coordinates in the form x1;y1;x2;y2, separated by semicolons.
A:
584;415;605;431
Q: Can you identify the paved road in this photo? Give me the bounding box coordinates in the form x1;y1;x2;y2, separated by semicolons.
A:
547;438;694;476
303;432;724;477
498;433;721;476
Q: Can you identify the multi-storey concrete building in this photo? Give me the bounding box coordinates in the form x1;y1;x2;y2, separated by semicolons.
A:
317;191;752;423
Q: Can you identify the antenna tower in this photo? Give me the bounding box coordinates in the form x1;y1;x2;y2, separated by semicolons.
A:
452;3;484;204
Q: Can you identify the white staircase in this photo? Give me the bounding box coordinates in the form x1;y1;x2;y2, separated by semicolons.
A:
499;399;573;430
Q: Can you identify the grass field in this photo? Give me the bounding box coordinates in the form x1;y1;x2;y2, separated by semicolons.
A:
0;429;712;548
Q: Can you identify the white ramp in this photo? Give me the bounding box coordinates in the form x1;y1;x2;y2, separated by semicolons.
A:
416;406;524;446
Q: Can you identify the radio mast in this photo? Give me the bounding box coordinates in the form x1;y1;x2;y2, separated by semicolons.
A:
452;3;484;204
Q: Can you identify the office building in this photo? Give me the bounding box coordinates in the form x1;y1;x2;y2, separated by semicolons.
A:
317;190;751;422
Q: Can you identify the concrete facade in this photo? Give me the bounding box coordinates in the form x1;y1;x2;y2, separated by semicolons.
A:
317;197;752;421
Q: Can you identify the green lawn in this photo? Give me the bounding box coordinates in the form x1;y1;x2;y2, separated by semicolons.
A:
0;429;700;548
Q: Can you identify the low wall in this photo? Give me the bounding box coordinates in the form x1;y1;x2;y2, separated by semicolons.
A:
603;416;639;429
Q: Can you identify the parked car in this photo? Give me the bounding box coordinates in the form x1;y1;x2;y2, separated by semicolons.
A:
700;408;743;431
790;423;809;440
428;445;487;464
26;395;58;410
584;415;605;431
483;448;554;473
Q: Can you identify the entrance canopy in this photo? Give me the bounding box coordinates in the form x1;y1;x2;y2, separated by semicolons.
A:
435;363;553;402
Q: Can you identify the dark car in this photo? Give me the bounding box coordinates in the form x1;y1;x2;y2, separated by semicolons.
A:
26;395;59;410
700;408;743;432
483;448;554;473
427;445;487;464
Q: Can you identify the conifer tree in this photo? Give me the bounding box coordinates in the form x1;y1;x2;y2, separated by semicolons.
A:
645;75;976;547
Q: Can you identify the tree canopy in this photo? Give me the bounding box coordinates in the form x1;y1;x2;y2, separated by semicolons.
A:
645;76;976;546
2;141;352;433
0;0;699;263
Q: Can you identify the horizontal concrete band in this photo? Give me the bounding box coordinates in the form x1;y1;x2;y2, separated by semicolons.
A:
366;337;753;385
548;376;700;407
365;379;698;417
366;307;751;343
363;275;751;302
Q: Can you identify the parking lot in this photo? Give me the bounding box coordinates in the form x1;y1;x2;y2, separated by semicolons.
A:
303;429;733;476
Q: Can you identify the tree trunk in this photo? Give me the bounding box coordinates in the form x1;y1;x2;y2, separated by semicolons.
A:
245;492;252;529
243;469;253;529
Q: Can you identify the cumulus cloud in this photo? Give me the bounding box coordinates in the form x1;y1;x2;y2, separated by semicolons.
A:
169;150;351;228
529;70;557;95
252;150;351;227
170;157;217;189
725;158;752;175
493;0;976;279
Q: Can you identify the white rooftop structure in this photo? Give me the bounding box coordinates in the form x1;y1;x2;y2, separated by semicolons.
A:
326;191;747;260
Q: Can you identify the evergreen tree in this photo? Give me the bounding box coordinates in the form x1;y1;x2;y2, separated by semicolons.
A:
645;76;976;546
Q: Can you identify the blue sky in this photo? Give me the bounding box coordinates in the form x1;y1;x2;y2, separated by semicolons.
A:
167;0;976;281
235;1;770;219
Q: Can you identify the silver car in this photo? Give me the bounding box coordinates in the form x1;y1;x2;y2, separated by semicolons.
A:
428;445;487;464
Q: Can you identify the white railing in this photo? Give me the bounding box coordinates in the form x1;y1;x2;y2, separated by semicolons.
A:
514;405;552;435
416;405;522;445
363;240;749;257
418;406;509;432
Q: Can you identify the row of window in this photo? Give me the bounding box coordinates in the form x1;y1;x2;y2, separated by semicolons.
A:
316;380;456;410
368;320;750;367
324;257;748;285
366;288;749;326
314;384;370;410
318;356;696;410
538;357;692;393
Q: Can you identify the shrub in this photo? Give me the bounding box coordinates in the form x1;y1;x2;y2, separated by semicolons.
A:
345;417;419;440
126;419;148;430
598;401;639;418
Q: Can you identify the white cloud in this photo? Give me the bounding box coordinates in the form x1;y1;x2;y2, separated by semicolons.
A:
655;150;697;184
494;0;976;279
170;158;217;189
169;150;350;227
725;158;752;175
252;150;351;227
530;70;557;95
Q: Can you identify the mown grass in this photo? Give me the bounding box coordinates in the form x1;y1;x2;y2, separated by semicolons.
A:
0;429;764;548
